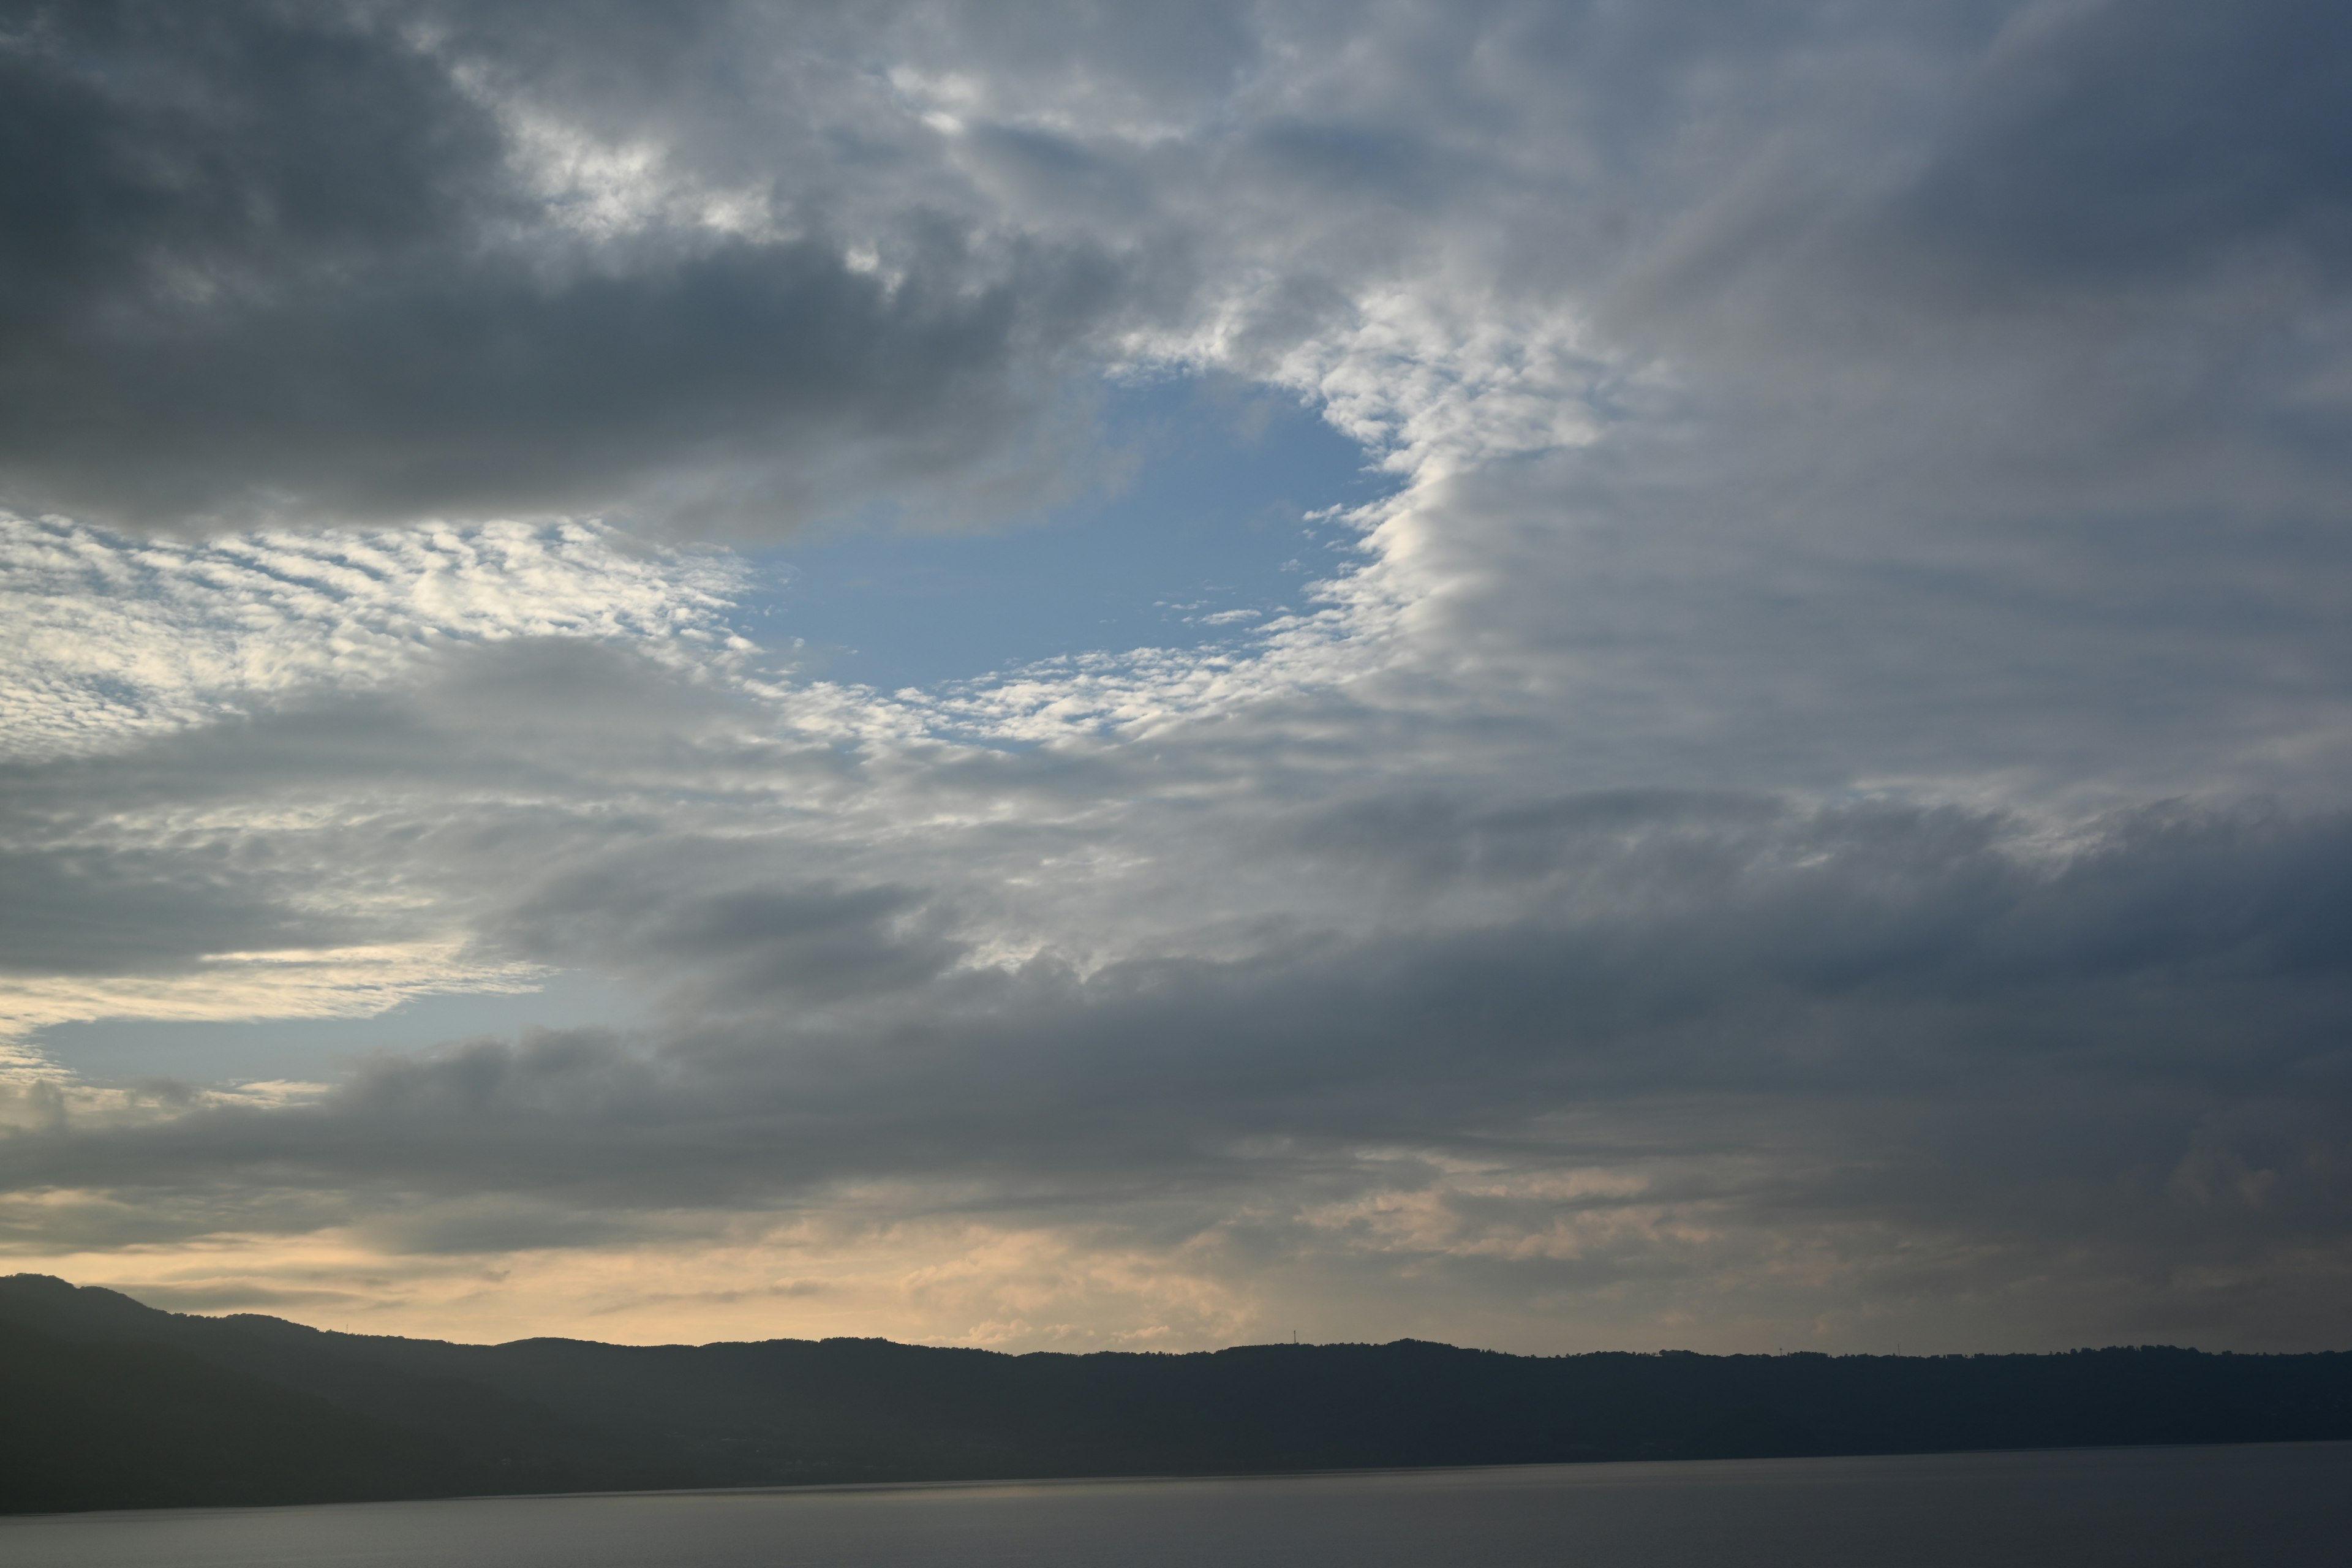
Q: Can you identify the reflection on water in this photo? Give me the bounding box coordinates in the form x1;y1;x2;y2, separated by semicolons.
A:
4;1442;2348;1568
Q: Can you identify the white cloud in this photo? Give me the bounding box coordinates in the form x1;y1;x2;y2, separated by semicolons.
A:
0;514;746;758
0;943;549;1072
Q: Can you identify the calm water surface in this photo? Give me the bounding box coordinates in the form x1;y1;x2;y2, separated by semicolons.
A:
4;1442;2346;1567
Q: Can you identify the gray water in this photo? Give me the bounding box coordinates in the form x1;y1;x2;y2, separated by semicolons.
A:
4;1443;2347;1567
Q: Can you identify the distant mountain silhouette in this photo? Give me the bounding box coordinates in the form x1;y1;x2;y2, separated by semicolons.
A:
4;1273;2347;1515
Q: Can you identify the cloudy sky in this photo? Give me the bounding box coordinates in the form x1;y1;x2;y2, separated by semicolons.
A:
2;0;2348;1354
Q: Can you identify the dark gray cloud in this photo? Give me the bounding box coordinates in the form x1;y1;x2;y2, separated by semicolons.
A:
0;845;367;977
7;788;2348;1344
9;1;2346;541
1895;0;2352;291
0;1;1131;530
500;864;963;1010
1591;0;2352;533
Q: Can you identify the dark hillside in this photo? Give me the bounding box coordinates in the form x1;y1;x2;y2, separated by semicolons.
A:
0;1318;481;1513
4;1273;2346;1514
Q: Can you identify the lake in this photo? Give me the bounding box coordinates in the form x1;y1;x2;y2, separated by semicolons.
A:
4;1442;2346;1567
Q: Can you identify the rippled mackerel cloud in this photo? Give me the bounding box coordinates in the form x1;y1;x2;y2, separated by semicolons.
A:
1;0;2348;1353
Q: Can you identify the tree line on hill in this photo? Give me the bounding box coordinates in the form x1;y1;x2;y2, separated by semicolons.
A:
2;1273;2346;1515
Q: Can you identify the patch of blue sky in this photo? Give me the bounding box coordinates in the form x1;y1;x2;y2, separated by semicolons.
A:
731;374;1392;696
34;971;640;1088
35;381;1384;1084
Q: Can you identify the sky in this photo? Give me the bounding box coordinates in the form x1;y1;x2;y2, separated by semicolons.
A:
1;0;2348;1355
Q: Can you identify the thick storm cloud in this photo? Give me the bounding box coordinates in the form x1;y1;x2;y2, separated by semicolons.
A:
1;1;2348;1353
0;1;1131;529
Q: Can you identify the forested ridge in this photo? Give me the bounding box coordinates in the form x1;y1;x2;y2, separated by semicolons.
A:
5;1274;2346;1515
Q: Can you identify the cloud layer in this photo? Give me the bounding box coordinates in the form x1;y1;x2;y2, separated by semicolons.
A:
1;0;2348;1353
